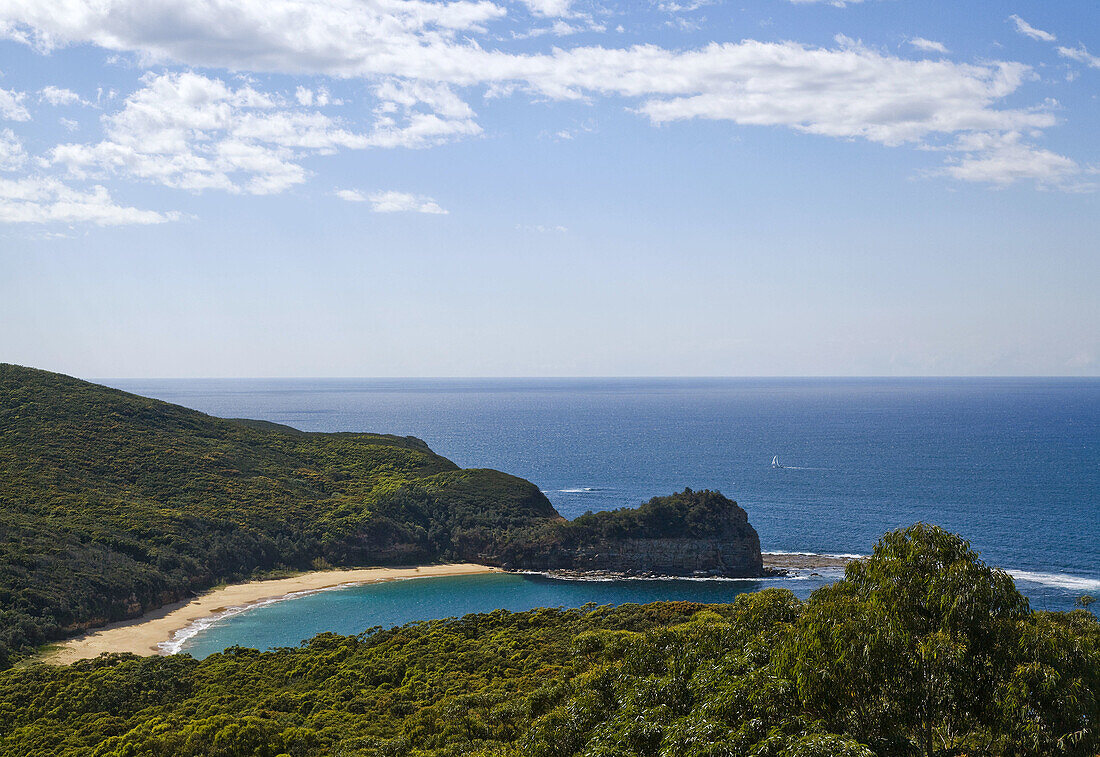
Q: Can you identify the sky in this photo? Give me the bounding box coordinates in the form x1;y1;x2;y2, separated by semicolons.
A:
0;0;1097;378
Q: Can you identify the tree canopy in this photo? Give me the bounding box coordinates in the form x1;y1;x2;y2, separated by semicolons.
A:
0;364;558;665
1;524;1096;757
0;365;760;666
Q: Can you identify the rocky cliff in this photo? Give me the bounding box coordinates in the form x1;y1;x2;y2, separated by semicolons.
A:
500;488;764;577
546;535;762;577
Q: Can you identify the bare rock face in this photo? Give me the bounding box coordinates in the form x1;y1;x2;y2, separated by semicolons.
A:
506;488;765;578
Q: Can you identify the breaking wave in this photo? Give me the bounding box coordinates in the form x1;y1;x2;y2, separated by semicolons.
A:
763;550;866;559
1007;570;1100;593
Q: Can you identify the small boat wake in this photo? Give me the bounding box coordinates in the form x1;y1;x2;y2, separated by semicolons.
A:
771;455;827;470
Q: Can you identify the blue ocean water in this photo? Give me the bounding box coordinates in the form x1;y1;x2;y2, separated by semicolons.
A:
104;378;1100;654
174;572;841;659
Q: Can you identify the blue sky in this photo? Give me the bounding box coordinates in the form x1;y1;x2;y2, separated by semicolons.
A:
0;0;1097;377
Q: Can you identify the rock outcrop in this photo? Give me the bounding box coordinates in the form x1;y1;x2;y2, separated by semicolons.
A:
502;488;764;577
549;534;762;577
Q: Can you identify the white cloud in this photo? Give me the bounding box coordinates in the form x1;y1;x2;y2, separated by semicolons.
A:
519;0;573;16
551;19;603;35
657;1;715;12
0;128;25;169
48;72;480;195
369;79;483;148
512;16;604;38
339;187;448;214
547;119;596;140
908;38;948;54
938;131;1092;191
788;0;870;6
295;86;341;106
49;73;310;194
373;78;477;122
364;189;448;213
1058;44;1100;69
1009;15;1055;43
334;188;368;202
59;117;79;131
0;0;1083;190
0;176;180;224
0;0;507;72
626;41;1051;147
0;87;29;120
39;85;84;106
0;2;1055;148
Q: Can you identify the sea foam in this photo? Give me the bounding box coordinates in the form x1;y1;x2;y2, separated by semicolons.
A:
763;550;866;559
1007;570;1100;593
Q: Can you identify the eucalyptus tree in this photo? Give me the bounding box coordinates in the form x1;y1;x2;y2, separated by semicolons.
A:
780;524;1098;757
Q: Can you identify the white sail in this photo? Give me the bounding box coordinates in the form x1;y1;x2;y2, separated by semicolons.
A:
772;455;780;468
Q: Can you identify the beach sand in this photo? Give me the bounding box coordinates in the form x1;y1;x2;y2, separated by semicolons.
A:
43;563;499;665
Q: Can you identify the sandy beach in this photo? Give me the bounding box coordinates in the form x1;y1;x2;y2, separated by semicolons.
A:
44;563;498;664
43;556;853;664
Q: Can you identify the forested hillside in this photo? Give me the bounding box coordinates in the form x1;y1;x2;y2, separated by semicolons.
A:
1;365;772;665
0;364;560;665
2;525;1096;756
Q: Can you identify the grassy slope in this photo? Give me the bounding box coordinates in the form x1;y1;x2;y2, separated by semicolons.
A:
0;364;558;664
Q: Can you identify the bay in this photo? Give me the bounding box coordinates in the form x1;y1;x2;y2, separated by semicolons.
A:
102;377;1100;654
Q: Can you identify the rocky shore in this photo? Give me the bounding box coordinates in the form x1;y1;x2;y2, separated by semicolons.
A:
515;552;859;581
762;552;859;570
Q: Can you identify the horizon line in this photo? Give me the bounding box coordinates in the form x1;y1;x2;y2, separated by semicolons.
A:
91;374;1100;381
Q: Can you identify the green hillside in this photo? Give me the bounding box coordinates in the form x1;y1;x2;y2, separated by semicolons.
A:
1;525;1096;757
0;364;559;665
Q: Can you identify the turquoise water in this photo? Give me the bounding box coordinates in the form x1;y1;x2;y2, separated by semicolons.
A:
175;571;841;659
103;378;1100;655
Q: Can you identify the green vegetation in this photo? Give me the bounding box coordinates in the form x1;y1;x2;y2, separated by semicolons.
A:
1;524;1096;756
3;365;1095;755
0;364;560;665
497;488;762;574
1;364;768;665
566;488;752;541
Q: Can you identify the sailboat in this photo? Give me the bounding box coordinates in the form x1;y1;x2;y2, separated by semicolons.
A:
772;455;782;469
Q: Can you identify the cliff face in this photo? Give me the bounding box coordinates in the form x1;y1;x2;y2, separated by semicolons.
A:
503;488;765;577
548;534;762;577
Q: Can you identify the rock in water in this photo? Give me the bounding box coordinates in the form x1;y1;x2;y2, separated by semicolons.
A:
504;488;764;577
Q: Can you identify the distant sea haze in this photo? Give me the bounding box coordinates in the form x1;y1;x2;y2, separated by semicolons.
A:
108;377;1099;619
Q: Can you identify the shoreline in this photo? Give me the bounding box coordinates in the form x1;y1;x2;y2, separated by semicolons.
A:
42;555;857;664
42;563;499;665
521;554;857;582
762;552;860;570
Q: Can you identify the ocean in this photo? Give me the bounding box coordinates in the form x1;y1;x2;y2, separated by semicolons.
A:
103;378;1100;656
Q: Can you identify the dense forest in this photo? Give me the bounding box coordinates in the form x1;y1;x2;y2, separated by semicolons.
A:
0;365;760;666
1;524;1096;756
0;365;564;665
